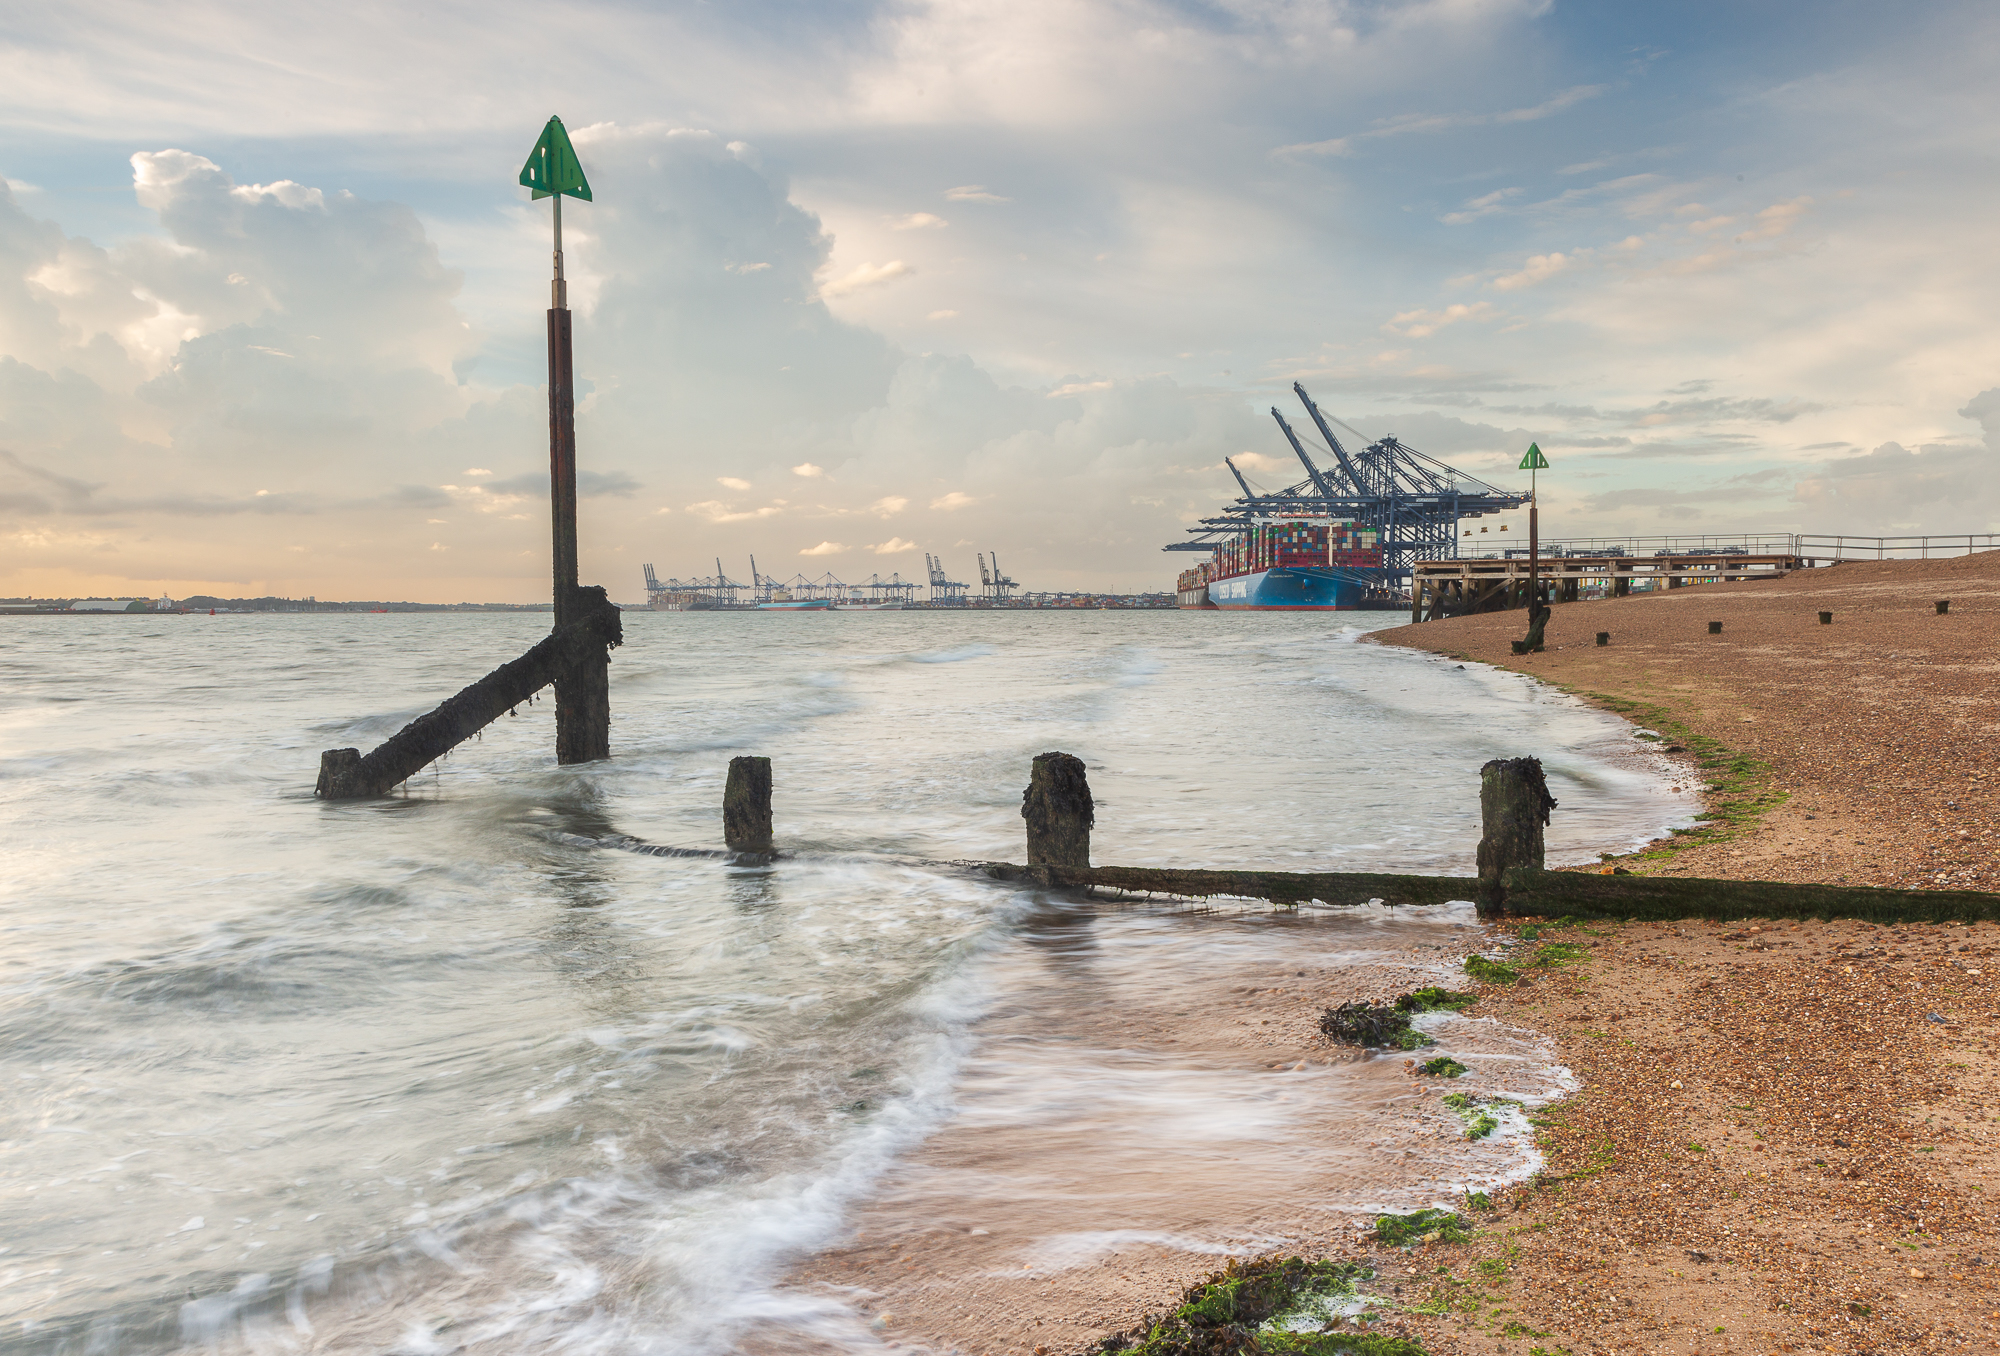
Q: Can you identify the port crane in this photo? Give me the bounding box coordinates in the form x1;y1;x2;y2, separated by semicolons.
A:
1165;382;1531;597
925;553;969;606
976;552;1017;602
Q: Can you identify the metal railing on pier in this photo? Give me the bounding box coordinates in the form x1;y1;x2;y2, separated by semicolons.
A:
1456;531;1999;563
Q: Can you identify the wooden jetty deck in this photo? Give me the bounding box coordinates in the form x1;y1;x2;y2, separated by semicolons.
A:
1410;552;1802;622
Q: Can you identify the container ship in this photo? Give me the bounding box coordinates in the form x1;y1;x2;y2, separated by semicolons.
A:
1175;518;1381;610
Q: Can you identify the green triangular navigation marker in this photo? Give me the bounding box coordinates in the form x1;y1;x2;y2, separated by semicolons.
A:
1518;442;1550;471
519;116;593;202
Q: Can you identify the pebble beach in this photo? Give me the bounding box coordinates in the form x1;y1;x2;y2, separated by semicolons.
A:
1352;552;2000;1356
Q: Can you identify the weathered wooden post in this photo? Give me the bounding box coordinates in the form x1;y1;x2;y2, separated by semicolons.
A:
1708;620;1723;634
1819;610;1833;625
1595;631;1609;646
1475;757;1556;917
723;756;774;853
1023;752;1092;868
1936;599;1951;615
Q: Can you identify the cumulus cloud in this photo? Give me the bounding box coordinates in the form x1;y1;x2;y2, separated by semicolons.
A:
799;540;845;555
888;213;947;230
943;186;1008;203
870;537;917;553
791;462;826;477
930;491;975;510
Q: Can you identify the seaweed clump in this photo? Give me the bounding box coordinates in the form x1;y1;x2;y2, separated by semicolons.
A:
1418;1057;1469;1078
1397;987;1477;1013
1319;1002;1432;1050
1371;1208;1470;1247
1462;955;1519;985
1092;1256;1421;1356
1322;989;1475;1051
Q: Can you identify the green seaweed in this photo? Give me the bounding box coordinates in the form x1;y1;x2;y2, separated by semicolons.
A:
1465;1113;1500;1140
1531;942;1590;966
1394;1027;1437;1050
1419;1057;1469;1078
1462;955;1519;985
1397;987;1478;1013
1374;1208;1470;1247
1463;1190;1493;1211
1094;1256;1422;1356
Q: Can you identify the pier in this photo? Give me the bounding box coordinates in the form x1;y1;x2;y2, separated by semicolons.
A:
1409;551;1803;623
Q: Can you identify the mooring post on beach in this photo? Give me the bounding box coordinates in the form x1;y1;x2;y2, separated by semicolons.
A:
1819;610;1833;625
723;756;774;853
1937;599;1951;615
1023;752;1093;869
1595;631;1609;647
1476;757;1556;917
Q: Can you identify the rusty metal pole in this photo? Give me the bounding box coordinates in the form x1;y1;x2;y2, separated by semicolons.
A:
546;192;610;763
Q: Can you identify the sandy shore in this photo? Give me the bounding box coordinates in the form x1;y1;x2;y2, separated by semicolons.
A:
1371;552;2000;891
773;556;2000;1356
1383;917;2000;1356
1362;554;2000;1356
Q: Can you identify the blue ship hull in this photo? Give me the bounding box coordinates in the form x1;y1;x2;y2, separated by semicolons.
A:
1203;568;1364;610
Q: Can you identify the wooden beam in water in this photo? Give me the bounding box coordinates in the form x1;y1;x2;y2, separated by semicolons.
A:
316;587;621;799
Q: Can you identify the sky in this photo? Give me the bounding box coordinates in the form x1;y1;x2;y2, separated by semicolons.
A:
3;0;1998;601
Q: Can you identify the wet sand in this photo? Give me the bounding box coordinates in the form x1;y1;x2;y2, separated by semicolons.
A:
771;903;1564;1356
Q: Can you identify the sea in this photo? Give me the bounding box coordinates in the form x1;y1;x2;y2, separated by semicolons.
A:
0;611;1687;1355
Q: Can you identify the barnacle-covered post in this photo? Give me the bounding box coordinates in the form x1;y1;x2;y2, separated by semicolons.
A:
1476;757;1556;917
724;756;774;853
1023;752;1093;868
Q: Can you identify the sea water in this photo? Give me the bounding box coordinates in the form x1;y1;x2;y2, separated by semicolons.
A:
0;611;1683;1354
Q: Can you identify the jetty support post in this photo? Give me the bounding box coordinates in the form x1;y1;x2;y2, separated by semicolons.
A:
316;589;623;799
1023;751;1093;869
1475;756;1556;917
723;756;774;853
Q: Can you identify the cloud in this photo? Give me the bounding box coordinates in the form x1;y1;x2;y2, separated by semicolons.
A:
868;495;908;516
888;213;948;230
1382;302;1495;338
484;469;642;498
1492;252;1572;291
1733;197;1812;244
870;537;917;554
1440;188;1521;225
819;260;915;298
1790;388;2000;530
930;491;976;510
1276;85;1610;158
686;500;784;523
800;540;845;555
717;476;752;490
791;462;825;478
943;186;1008;203
1048;379;1113;398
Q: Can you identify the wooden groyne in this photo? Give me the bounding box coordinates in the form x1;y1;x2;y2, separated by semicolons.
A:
699;749;2000;924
